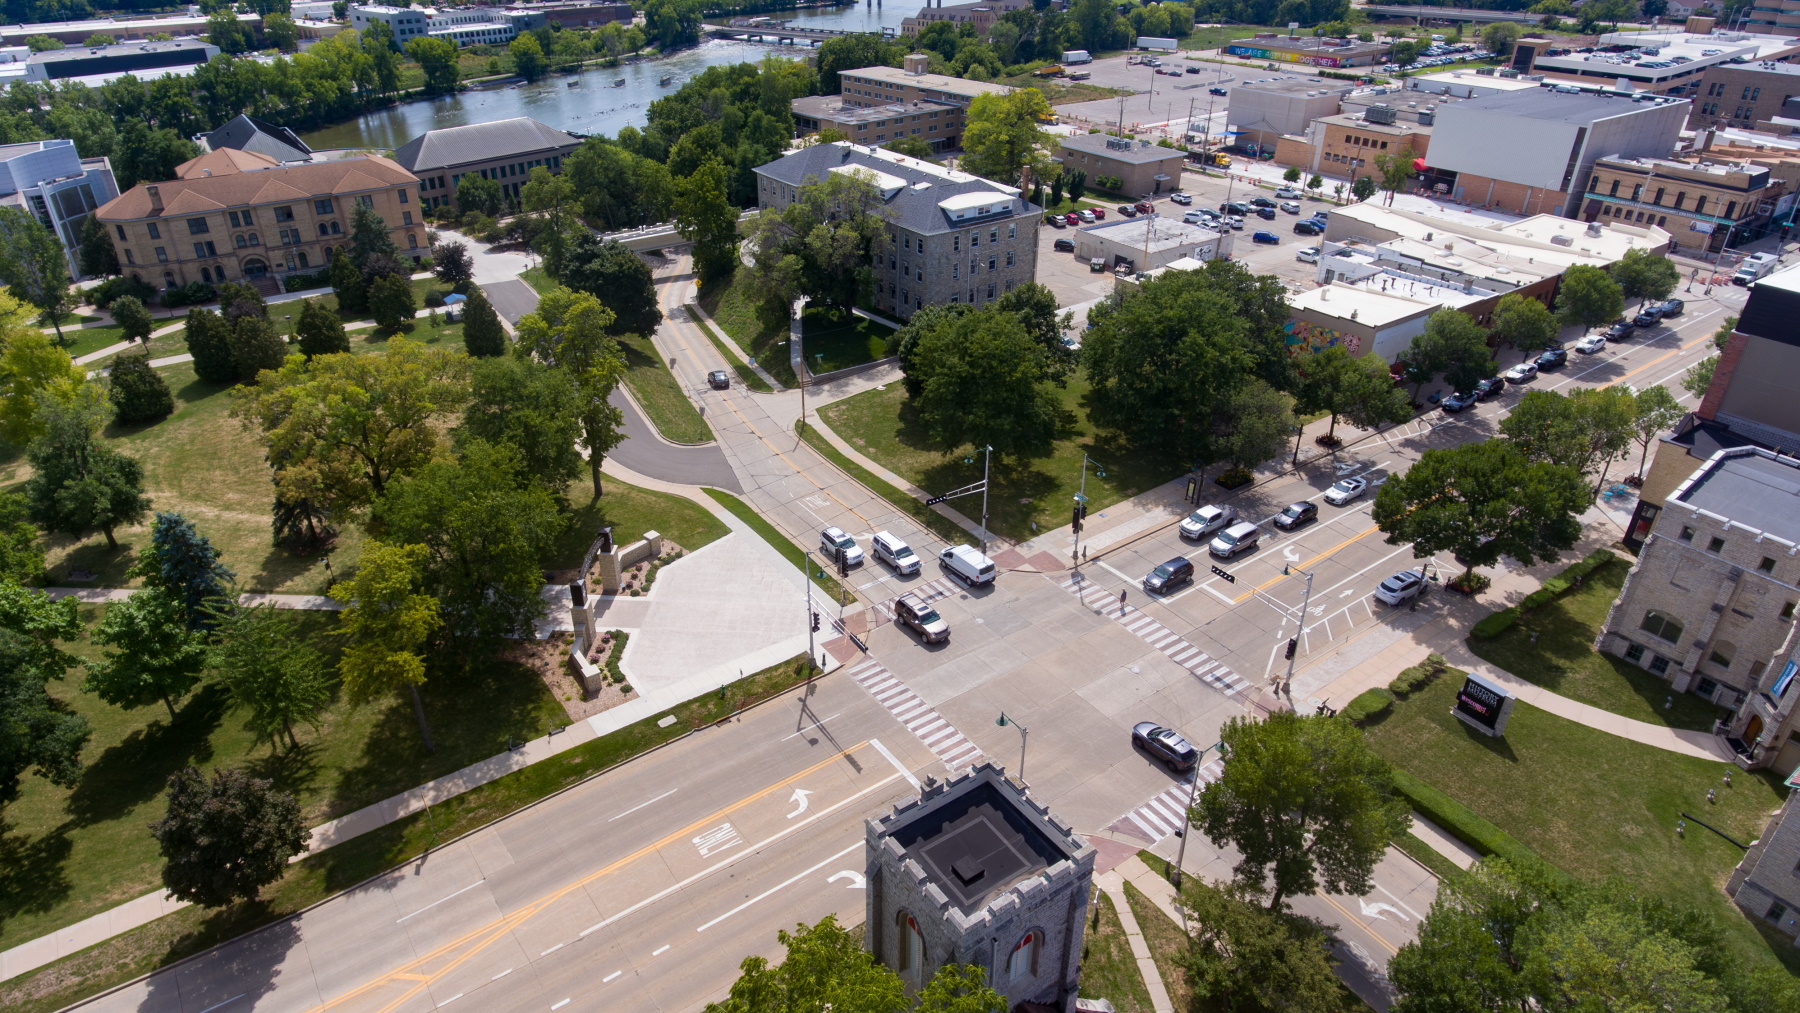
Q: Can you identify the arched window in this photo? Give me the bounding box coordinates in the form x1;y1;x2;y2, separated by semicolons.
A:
235;234;247;248
1640;611;1683;644
1008;931;1039;981
897;912;925;979
1708;639;1736;670
249;233;260;246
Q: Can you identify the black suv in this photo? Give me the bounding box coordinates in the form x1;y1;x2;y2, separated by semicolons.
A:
1143;556;1195;594
1473;377;1506;400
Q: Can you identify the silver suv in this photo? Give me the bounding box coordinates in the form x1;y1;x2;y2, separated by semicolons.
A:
1209;520;1261;559
893;593;949;643
820;526;863;566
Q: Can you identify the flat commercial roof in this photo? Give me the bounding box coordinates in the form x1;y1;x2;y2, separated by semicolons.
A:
1058;132;1188;165
1084;215;1221;253
1673;447;1800;545
791;95;953;125
1409;70;1544;92
840;64;1011;100
889;781;1068;915
1290;283;1439;328
1454;86;1685;124
1233;76;1355;96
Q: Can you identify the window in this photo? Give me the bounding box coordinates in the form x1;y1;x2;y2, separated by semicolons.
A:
952;264;958;279
953;236;959;252
988;256;996;271
1006;251;1014;267
1008;932;1039;982
200;266;212;284
1640;611;1684;644
193;242;210;258
1750;659;1767;682
1679;525;1695;542
1697;677;1719;697
1008;224;1016;240
187;217;209;235
402;211;413;226
1624;643;1645;664
1760;557;1776;573
1609;179;1620;197
1708;536;1726;553
986;283;995;299
235;234;247;249
147;222;160;240
408;234;418;249
1770;901;1790;925
1674;191;1685;210
229;211;242;227
114;224;126;241
1708;644;1734;669
155;247;166;262
1725;200;1738;220
123;249;134;265
989;228;998;243
314;199;335;215
398;188;409;204
298;251;309;268
1649;654;1671;675
970;232;979;247
319;224;331;237
274;206;294;222
1783;601;1797;621
1653;187;1664;206
1694;195;1708;215
356;195;374;210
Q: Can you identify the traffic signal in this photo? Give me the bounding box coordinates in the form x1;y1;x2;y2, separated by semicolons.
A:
811;611;821;633
1284;638;1298;660
1071;505;1082;534
838;550;849;578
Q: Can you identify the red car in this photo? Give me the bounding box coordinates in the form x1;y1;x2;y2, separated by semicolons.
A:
1134;200;1153;214
1092;207;1106;219
1063;212;1081;225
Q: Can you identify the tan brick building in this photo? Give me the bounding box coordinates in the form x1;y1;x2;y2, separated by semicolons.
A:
821;56;1012;153
1053;133;1188;196
96;148;425;293
1687;61;1800;129
900;0;1032;38
1580;154;1783;255
1288;110;1431;184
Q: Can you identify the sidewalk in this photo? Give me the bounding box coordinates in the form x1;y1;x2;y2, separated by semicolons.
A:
1095;866;1177;1013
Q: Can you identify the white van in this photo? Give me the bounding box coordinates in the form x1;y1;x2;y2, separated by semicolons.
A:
1733;252;1779;286
871;531;921;575
939;544;996;587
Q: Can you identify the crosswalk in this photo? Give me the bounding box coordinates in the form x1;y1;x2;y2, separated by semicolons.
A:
846;658;983;771
1059;575;1252;697
871;577;960;622
1106;757;1224;844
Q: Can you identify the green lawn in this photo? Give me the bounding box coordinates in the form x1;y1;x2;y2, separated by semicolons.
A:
295;276;450;326
698;271;797;389
615;330;713;445
1081;888;1156;1013
1362;675;1797;976
1177;25;1265;51
686;302;773;392
799;305;893;375
58;324;126;359
817;378;1179;541
0;653;817;1013
1123;881;1201;1013
1468;561;1731;733
547;479;728;570
796;422;974;548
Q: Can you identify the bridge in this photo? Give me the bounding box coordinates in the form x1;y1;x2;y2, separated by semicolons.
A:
600;209;760;254
1360;4;1541;24
703;22;898;45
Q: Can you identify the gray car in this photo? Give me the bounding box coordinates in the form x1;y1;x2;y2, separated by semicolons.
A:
1132;721;1198;773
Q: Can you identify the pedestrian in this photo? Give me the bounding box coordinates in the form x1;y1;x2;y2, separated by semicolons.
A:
1118;589;1128;615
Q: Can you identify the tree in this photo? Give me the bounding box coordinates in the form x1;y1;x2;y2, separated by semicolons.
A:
24;396;151;550
1500;386;1638;479
264;11;299;51
328;248;366;317
368;273;416;333
521;167;581;278
1390;859;1559;1013
230;316;291;381
335;541;441;750
84;587;207;722
914;964;1006;1013
1284;165;1303;184
1611;248;1680;309
349;205;402;277
295;299;349;358
109;353;174;425
150;766;309;907
1555;264;1624;332
705;914;1004;1013
1629;384;1685;478
138;512;235;631
1372;441;1588;583
1066;170;1087;203
1220;379;1298;474
25;35;63;52
1373;147;1415;206
0;493;45;586
514;289;628;498
206;10;253;53
1481;21;1521;56
113;123;199;192
361;21;401;94
1309;173;1324;193
1585;0;1637;28
1351;174;1378;202
78;214;120;278
1488;293;1558;355
0;207;75;342
461;286;506;358
557;235;661;335
407;36;460;96
1181;882;1352;1013
431;238;473;289
996;282;1071;380
209;604;332;752
1196;712;1409;911
959;88;1054;186
1404;309;1495;397
675;158;744;285
1643;0;1669;17
459;356;585;495
231;339;472;514
744;168;891;313
112;295;154;347
1082;260;1292;464
184;307;237;384
816;32;906;93
0;582;89;809
0;326;88;446
1296;345;1413;442
905;307;1066;460
510;32;548;81
1683;355;1717;401
885;135;937;161
456;174;504;217
218;281;266;325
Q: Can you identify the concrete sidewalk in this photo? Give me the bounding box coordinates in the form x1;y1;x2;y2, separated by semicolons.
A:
1095;867;1177;1013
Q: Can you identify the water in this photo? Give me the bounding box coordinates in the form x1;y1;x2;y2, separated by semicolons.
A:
300;2;912;151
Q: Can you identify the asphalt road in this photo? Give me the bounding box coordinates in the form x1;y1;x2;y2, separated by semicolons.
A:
607;385;742;492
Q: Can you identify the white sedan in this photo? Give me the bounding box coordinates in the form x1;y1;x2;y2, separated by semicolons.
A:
1323;477;1368;506
1575;334;1607;354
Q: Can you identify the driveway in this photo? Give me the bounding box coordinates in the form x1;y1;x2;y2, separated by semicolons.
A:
608;387;741;492
483;278;541;325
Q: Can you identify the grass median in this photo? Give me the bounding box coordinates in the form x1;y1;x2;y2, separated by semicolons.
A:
797;420;974;549
686;302;772;392
615;330;714;445
1080;888;1155;1013
0;654;818;1013
702;488;853;603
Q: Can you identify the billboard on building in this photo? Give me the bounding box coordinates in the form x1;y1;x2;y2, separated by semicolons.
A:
1225;44;1345;68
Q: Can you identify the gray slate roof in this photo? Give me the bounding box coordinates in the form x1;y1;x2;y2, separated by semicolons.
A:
392;117;581;172
755;142;1036;237
204;114;312;165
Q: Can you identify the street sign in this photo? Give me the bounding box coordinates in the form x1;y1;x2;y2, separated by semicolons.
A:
1210;565;1235;583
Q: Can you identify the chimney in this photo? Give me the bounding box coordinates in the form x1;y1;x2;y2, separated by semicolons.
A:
146;185;162;212
904;52;929;76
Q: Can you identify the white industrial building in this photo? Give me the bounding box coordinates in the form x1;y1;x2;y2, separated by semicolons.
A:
347;4;546;47
1073;215;1233;273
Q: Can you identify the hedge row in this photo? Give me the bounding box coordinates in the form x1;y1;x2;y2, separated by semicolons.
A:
1469;549;1619;640
1343;688;1394;724
1390;767;1568;884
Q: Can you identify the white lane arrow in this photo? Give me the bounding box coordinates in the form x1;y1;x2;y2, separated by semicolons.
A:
1358;899;1409;922
1282;545;1301;562
786;788;814;819
828;870;866;890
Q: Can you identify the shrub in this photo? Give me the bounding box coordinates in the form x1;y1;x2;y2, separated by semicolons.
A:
1343;688;1394;725
603;630;630;684
1470;549;1617;640
283;269;332;292
108;354;174;424
424;289;446;308
1470;607;1520;641
161;281;216;309
91;275;156;309
1388;767;1568;884
1215;466;1253;489
1389;653;1448;698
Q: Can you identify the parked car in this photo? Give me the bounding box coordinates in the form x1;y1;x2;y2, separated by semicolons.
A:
1575;334;1607;354
1183;211;1210;225
871;530;920;575
1632;306;1664;327
1273;501;1318;531
1226;216;1245;230
1209;86;1228;95
1252;231;1280;244
939;544;996;586
1221;201;1250;215
1503;361;1538;384
1372;569;1428;606
1296;245;1321;263
1254;207;1277;220
1135;200;1154;214
1536;347;1568;369
1132;721;1199;773
1658;297;1685;317
1473;377;1506;400
1116;204;1138;217
1046;214;1066;228
1179;504;1236;540
892;593;949;643
1603;319;1637;341
1210;520;1261;559
1053;237;1075;252
1063;212;1081;225
1169;192;1193;204
1077;209;1096;223
1274;187;1302;199
708;369;730;389
820;526;864;567
1294;220;1323;236
1440;390;1478;413
1185;65;1202;74
1279;201;1302;214
1143;556;1195;594
1248;196;1276;209
1091;207;1106;219
1324;477;1368;506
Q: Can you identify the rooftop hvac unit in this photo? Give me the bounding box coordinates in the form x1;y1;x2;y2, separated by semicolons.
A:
1365;104;1398;124
1105;136;1133;151
1550;233;1574;246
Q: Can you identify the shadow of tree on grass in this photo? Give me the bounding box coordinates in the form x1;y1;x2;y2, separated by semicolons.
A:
64;685;230;830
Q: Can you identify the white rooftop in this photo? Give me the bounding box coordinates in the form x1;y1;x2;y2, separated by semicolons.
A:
1290;282;1444;329
1084;215;1222;254
1531;30;1800;84
839;64;1012;99
830;163;908;198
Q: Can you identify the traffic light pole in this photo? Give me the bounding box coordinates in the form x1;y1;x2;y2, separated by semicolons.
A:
1281;567;1315;698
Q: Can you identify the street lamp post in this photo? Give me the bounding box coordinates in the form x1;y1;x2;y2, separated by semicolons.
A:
1170;739;1224;890
1281;564;1316;697
1073;455;1107;565
996;712;1029;785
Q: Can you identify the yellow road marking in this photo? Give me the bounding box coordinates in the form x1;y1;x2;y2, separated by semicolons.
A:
304;742;871;1013
1233;524;1382;603
1317;892;1399;956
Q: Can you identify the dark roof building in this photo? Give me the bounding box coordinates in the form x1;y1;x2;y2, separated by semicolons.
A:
392;117;583;209
24;38;218;82
201;114;314;166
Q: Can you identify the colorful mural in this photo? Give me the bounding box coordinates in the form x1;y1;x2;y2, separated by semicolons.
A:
1225;44;1347;68
1284;319;1362;356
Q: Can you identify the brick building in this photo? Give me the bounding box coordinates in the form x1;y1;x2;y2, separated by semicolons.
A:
1223;33;1390;69
753;141;1040;320
1053;133;1187;196
1581;154;1782;255
823;55;1012;152
1289;108;1432;185
392;117;582;210
900;0;1032;38
95;149;425;293
1687;61;1800;129
1226;77;1354;154
791;96;965;153
865;764;1094;1008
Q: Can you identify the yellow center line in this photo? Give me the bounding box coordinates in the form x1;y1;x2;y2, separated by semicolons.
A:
1595;330;1718;389
1233;524;1382;603
1316;892;1399;956
305;742;872;1013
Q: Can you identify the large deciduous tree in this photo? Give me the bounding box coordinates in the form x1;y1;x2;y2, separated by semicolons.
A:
1555;264;1624;332
902;306;1066;460
459;356;585;495
1488;292;1559;355
1403;309;1496;397
23;394;151;550
1630;385;1685;478
1218;379;1298;475
0;492;45;585
208;604;333;753
335;541;441;751
84;587;207;722
1195;712;1410;911
295;299;349;359
0;582;89;810
108;353;174;425
675;158;743;285
1371;441;1587;583
0;206;75;342
514;289;627;499
150;766;309;907
1296;345;1413;442
431;238;473;290
816;33;906;93
368;273;416;334
556;235;661;336
745;169;891;313
959;87;1054;186
0;318;89;446
1610;247;1680;310
185;307;238;384
1181;882;1353;1013
406;36;460;96
111;295;155;347
1500;386;1638;479
704;914;1005;1013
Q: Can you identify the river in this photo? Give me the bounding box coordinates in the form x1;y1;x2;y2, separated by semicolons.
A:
300;1;912;151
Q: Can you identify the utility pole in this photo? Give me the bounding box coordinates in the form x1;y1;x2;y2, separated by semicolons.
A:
978;444;992;554
1072;455;1105;564
1281;565;1315;698
1170;740;1223;890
